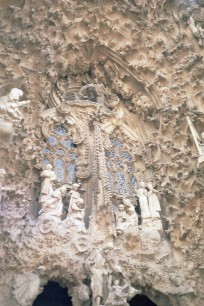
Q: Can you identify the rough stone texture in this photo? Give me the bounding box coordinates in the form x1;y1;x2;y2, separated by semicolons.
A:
0;0;204;305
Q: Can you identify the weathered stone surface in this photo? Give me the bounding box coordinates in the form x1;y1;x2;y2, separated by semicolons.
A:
0;0;204;305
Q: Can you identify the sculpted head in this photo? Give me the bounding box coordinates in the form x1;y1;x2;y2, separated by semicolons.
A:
140;181;146;188
45;164;53;170
102;242;114;255
123;198;131;206
59;186;67;195
72;183;80;190
118;204;125;212
147;182;153;189
114;280;119;286
9;88;23;101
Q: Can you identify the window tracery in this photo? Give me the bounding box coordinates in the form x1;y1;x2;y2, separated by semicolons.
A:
105;137;138;196
43;124;77;183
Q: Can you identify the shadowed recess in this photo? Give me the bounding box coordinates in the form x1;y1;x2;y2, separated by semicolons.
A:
130;294;157;306
32;281;72;306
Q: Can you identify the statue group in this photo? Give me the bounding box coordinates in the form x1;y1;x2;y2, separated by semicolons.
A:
86;244;141;306
38;164;86;231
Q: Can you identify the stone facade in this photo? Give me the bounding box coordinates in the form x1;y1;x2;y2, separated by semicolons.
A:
0;0;204;305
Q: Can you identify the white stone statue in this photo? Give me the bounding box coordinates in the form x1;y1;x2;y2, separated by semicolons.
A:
136;182;151;219
0;88;30;143
39;185;67;219
66;197;86;231
126;204;138;228
0;88;30;120
147;183;161;218
104;279;140;306
123;198;138;226
116;204;127;235
89;249;107;306
39;164;57;207
68;183;82;214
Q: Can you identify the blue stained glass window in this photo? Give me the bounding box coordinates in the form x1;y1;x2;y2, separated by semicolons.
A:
62;139;74;149
107;171;114;191
54;125;68;136
44;158;51;165
56;148;65;156
47;136;58;146
54;159;64;182
68;164;76;183
120;151;132;161
127;163;135;172
69;153;77;160
106;160;111;168
43;148;51;154
110;138;123;149
116;172;126;194
105;150;115;158
130;175;138;194
115;161;123;169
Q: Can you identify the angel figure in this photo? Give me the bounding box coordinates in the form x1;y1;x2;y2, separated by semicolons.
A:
0;88;30;143
0;88;30;120
147;183;161;218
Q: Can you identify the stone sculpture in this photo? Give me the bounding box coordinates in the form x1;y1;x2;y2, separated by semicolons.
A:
68;183;82;215
0;88;30;143
136;182;151;220
1;0;204;305
88;249;107;306
147;183;161;218
39;186;66;219
39;164;57;208
116;204;127;235
116;200;139;239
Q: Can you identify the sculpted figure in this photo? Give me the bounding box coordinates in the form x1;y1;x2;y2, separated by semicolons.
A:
0;88;30;142
105;279;140;306
147;183;161;218
116;204;127;235
89;249;107;306
0;88;30;120
136;182;151;219
39;186;66;219
39;164;57;207
123;199;138;227
68;183;82;214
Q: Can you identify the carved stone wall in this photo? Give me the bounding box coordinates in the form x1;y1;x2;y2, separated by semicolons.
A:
0;1;204;306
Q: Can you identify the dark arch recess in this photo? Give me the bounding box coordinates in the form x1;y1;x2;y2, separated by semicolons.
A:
32;281;72;306
130;294;157;306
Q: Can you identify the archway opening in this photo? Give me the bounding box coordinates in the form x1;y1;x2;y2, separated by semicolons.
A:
32;281;72;306
130;294;157;306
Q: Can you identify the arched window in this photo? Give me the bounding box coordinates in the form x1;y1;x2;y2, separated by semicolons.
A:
105;137;138;196
43;124;77;184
